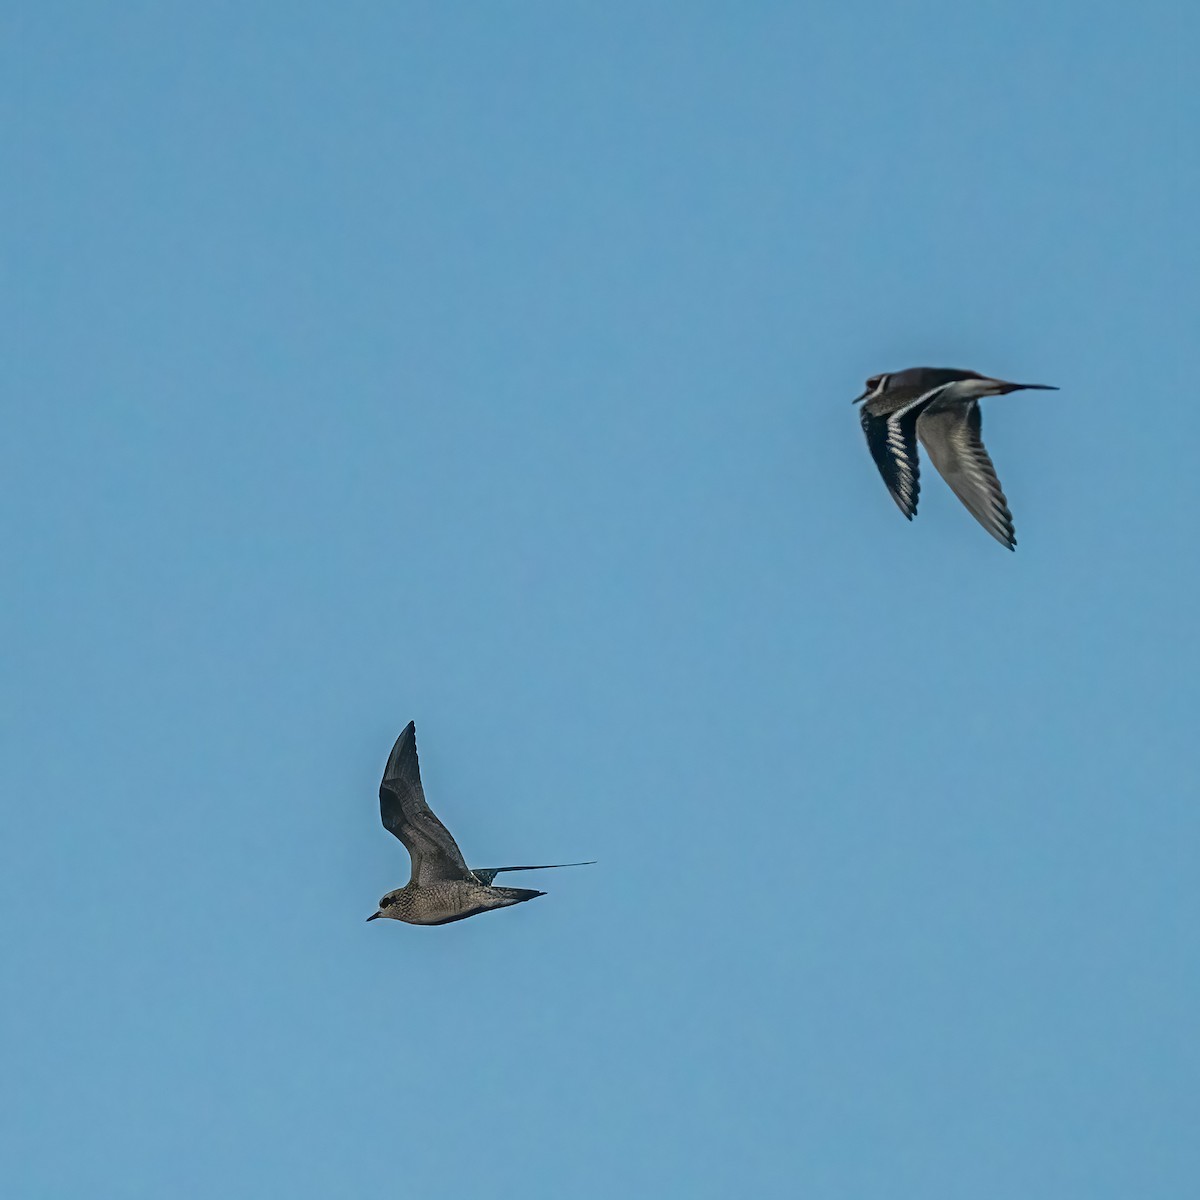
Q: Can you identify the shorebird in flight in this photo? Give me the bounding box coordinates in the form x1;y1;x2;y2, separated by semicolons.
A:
367;722;593;926
854;367;1057;550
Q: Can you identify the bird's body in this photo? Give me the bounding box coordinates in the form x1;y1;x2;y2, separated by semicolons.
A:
367;721;592;926
854;367;1057;550
376;879;545;926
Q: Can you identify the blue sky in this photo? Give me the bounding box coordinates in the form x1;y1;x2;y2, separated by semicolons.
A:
6;2;1199;1196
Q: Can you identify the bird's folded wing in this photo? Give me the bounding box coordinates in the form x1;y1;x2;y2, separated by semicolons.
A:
380;723;475;885
916;400;1016;550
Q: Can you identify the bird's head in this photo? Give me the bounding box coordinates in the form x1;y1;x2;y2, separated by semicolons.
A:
366;890;403;922
853;372;891;404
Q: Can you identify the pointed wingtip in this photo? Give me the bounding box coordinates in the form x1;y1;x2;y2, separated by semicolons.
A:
387;721;417;762
389;722;416;757
381;721;420;796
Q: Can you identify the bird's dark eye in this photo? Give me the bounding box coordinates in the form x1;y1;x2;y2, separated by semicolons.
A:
866;374;889;393
379;896;392;908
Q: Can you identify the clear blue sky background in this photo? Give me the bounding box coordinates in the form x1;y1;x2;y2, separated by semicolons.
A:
6;2;1199;1196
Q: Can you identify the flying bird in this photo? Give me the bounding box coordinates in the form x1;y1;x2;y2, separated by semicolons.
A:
367;721;593;926
854;367;1057;550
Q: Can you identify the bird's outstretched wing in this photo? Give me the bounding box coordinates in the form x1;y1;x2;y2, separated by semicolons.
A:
917;399;1016;550
472;862;596;886
379;722;475;885
860;403;922;519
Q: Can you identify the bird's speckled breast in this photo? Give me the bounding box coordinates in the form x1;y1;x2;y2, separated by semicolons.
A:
396;881;513;926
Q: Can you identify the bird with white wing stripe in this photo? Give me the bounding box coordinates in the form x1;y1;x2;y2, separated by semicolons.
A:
854;367;1057;550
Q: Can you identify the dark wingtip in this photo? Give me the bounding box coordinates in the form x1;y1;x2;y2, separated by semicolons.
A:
387;721;418;765
380;721;421;802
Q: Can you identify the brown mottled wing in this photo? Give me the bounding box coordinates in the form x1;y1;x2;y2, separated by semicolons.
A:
917;399;1017;550
379;723;475;885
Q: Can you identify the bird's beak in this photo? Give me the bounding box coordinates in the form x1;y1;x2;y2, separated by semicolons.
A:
851;388;872;405
366;912;381;922
984;378;1059;395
